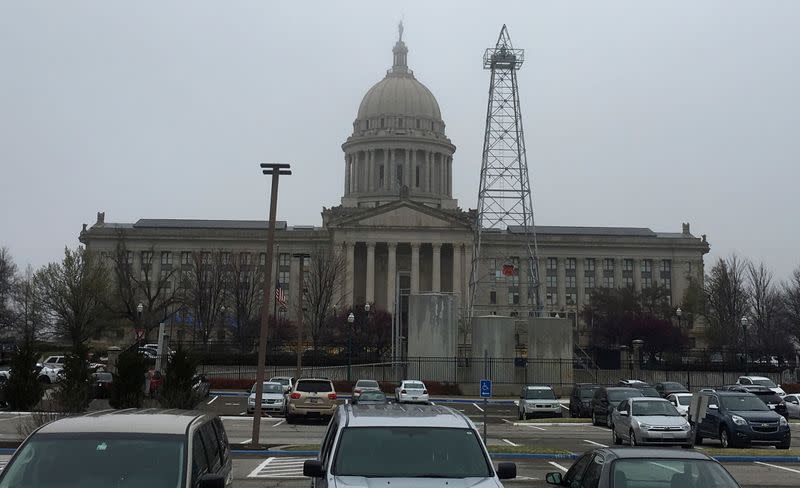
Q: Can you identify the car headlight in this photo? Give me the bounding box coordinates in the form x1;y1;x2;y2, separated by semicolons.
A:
681;423;691;431
780;416;788;427
639;423;652;430
731;415;747;426
276;398;284;404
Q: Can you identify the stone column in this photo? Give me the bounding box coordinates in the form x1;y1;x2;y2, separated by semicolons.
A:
366;242;376;304
387;243;397;313
452;243;461;296
439;154;445;194
346;242;355;306
344;154;351;195
388;147;394;189
367;150;373;192
411;243;420;294
426;152;433;193
633;259;642;291
432;243;441;292
411;149;417;189
404;148;411;188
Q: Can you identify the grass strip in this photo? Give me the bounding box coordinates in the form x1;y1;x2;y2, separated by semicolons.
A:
701;448;800;457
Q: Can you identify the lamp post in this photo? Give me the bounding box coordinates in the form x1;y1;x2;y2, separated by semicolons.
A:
632;339;644;379
347;312;355;382
136;303;144;347
741;316;749;375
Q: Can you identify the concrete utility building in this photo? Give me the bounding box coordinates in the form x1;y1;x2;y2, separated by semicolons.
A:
79;32;710;351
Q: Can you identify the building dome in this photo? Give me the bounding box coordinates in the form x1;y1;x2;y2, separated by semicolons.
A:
357;74;441;121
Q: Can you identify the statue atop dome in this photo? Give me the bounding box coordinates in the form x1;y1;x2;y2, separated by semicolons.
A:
398;20;404;42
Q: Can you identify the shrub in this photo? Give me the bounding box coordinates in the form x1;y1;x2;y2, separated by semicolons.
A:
159;345;200;409
109;348;147;409
54;347;92;413
4;339;43;411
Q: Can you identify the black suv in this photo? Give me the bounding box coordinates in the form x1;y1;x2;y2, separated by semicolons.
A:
724;385;788;419
591;387;641;427
693;391;791;448
654;381;689;398
569;383;600;418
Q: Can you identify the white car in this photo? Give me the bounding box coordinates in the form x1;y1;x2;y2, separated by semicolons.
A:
42;355;66;369
247;381;287;415
395;380;429;404
783;394;800;419
518;385;561;419
737;376;785;396
269;376;295;394
666;392;693;417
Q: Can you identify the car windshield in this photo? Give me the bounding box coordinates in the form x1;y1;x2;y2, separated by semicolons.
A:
631;400;680;416
524;388;555;400
721;395;769;411
0;433;184;488
333;427;492;478
578;387;599;400
754;393;781;404
663;383;685;390
639;387;661;398
252;383;283;394
674;395;691;406
611;459;739;488
608;389;639;402
356;380;379;388
404;382;424;390
359;392;386;402
270;378;290;386
752;379;777;388
297;380;332;393
93;372;112;381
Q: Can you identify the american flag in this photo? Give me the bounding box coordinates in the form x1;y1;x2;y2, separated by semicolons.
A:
275;282;287;306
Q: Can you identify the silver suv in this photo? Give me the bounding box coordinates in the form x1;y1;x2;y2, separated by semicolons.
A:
303;404;516;487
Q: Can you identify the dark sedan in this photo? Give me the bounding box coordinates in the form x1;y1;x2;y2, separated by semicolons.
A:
654;381;689;398
546;448;741;487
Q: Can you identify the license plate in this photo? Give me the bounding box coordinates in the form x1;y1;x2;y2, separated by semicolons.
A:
309;398;319;404
412;396;418;400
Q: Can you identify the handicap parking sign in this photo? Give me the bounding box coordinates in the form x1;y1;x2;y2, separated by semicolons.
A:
480;379;492;398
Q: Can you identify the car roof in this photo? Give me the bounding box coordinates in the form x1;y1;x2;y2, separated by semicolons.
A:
706;391;754;397
671;392;692;396
270;376;293;380
36;409;213;435
297;377;331;382
525;385;553;389
629;396;669;402
741;375;769;380
603;386;640;391
343;404;471;428
401;379;424;382
601;447;711;461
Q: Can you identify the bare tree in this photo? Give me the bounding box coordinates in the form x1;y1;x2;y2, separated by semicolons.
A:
185;250;226;345
108;234;181;338
10;265;49;342
224;254;263;352
704;255;750;350
746;262;793;356
300;246;346;351
0;247;17;330
34;246;110;350
783;267;800;344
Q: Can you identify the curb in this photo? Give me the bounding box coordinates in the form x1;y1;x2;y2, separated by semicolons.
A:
514;422;591;427
208;391;519;404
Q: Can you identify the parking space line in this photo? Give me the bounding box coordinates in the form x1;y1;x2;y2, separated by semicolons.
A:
247;458;273;478
524;425;547;431
583;439;608;448
502;438;519;447
549;461;569;472
473;403;484;412
754;462;800;475
273;420;285;427
239;438;252;445
431;401;436;405
207;395;218;405
502;419;513;424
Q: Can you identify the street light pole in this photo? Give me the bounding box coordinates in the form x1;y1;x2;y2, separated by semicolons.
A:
251;162;291;448
347;312;355;382
294;253;310;379
741;316;749;376
136;302;144;347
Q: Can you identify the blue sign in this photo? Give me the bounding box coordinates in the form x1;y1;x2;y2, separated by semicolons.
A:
480;379;492;398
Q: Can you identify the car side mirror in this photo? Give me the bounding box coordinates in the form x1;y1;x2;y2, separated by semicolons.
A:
709;404;718;410
303;460;325;478
496;462;516;480
546;472;563;485
197;473;225;488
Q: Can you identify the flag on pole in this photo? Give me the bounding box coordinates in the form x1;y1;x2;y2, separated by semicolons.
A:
275;281;287;306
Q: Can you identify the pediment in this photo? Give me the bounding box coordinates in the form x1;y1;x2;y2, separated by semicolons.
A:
358;206;454;228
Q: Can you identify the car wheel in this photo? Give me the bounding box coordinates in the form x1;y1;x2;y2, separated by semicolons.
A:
606;414;613;428
612;426;622;445
719;427;732;448
592;411;598;426
630;429;638;446
694;431;703;445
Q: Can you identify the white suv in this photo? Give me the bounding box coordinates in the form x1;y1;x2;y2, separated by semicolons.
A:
737;376;785;396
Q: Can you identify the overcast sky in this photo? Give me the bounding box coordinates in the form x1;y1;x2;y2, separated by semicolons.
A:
1;1;798;279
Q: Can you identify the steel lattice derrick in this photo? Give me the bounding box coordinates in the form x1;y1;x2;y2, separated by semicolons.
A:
468;25;540;319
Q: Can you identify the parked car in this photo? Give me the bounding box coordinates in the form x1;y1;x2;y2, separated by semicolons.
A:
269;376;295;393
591;387;641;427
248;381;286;415
725;385;788;418
783;393;800;419
352;379;381;400
303;403;516;486
618;379;648;388
352;390;388;405
192;374;211;398
37;365;62;384
41;355;66;369
92;371;113;399
395;380;429;404
569;383;600;418
654;381;689;398
286;377;337;423
137;347;158;359
518;385;561;419
736;375;785;396
0;410;232;488
692;390;791;448
666;392;693;417
620;381;660;398
544;448;741;488
611;397;693;447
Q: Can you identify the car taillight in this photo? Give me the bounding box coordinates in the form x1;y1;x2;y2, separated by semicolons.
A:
423;390;428;394
354;389;361;394
290;392;301;399
401;389;407;394
328;393;337;400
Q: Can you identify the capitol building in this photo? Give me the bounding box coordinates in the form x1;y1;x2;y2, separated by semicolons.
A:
80;32;710;350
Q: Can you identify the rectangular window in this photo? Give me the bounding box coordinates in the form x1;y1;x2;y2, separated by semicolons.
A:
565;258;576;271
259;253;266;266
160;251;172;265
547;258;557;270
488;259;499;281
623;259;633;272
380;118;385;128
566;293;577;306
603;276;614;288
623;276;634;288
546;293;556;306
489;291;497;304
565;276;576;288
603;258;614;272
140;251;153;265
279;253;290;267
279;270;290;289
507;288;519;305
642;259;652;273
201;252;211;264
546;275;557;288
585;275;596;294
641;259;653;289
221;252;231;265
240;253;252;265
181;252;191;265
585;258;595;272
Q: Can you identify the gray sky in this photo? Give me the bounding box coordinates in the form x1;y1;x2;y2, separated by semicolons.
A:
1;1;798;279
